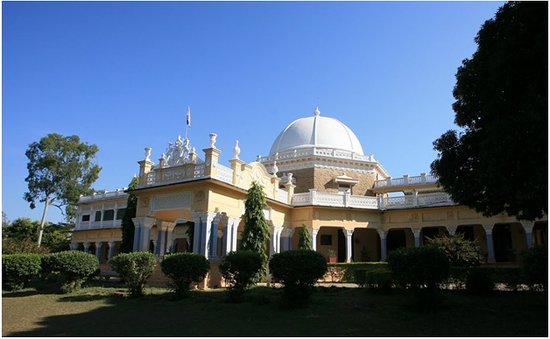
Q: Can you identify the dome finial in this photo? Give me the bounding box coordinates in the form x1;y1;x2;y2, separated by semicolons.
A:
313;106;320;116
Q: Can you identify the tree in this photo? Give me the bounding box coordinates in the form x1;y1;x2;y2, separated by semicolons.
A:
3;218;39;241
2;212;9;229
2;217;70;253
24;133;101;246
431;2;548;221
297;224;313;250
119;176;138;253
239;181;269;278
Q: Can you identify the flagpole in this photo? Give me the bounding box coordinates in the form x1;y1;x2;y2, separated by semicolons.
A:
185;106;190;140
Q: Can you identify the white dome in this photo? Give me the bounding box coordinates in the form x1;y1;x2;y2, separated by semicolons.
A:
269;109;364;156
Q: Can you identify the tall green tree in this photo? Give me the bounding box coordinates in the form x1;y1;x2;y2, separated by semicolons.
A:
431;2;547;221
120;176;139;253
239;181;269;278
24;133;101;246
297;224;313;250
2;217;70;253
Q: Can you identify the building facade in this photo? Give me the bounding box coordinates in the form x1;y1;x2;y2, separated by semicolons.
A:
71;108;547;268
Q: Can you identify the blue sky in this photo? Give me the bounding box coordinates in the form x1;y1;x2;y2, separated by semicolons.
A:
3;1;504;224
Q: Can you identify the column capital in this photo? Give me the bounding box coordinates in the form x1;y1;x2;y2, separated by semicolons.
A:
377;229;387;238
521;221;535;232
192;211;217;221
108;241;116;247
483;224;494;233
132;216;156;229
343;228;354;237
412;228;421;237
447;227;457;236
281;227;294;237
157;220;177;231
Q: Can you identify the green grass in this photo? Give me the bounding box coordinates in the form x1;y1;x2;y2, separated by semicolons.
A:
3;282;547;336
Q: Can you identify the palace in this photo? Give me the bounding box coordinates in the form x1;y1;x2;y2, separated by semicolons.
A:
71;108;547;280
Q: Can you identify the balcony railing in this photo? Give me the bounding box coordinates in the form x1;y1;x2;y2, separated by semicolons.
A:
79;190;128;203
373;174;438;188
77;219;123;231
292;191;454;210
258;147;377;163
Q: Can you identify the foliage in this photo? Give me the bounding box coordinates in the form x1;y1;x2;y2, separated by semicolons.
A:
110;252;157;297
2;218;71;253
2;238;50;255
120;177;138;253
431;2;548;221
3;218;38;241
466;268;495;295
388;247;450;290
2;254;42;290
42;250;99;293
220;250;263;302
521;245;547;290
297;224;313;250
425;234;483;267
160;253;210;298
2;211;8;228
24;133;101;245
269;250;327;307
239;181;269;279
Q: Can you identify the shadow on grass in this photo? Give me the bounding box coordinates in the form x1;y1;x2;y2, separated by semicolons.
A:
2;290;43;298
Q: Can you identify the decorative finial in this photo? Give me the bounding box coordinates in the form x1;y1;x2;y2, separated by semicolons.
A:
209;133;218;148
313;106;320;116
272;161;278;175
144;147;152;161
233;140;241;160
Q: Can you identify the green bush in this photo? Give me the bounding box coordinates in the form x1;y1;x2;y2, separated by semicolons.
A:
2;238;50;255
521;245;547;290
110;252;157;297
426;234;483;267
269;250;327;307
220;250;263;302
466;268;495;295
42;250;99;293
161;253;210;298
388;247;450;290
2;254;42;290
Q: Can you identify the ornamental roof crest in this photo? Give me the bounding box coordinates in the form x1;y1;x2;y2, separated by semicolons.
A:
160;135;201;167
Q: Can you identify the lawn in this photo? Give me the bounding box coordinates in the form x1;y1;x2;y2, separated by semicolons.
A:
3;283;548;336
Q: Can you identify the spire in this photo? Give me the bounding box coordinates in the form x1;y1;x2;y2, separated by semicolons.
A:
313;106;320;116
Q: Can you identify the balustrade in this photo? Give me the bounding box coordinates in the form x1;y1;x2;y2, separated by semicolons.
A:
215;164;233;184
374;174;438;188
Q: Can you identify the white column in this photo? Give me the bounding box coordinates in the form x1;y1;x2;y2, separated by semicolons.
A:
95;242;103;262
412;229;421;247
83;242;90;253
69;243;78;251
156;221;176;256
344;229;354;263
270;225;283;256
166;228;175;253
521;221;535;249
192;212;216;258
230;217;240;252
377;229;387;261
448;227;457;236
210;216;221;258
132;225;142;251
484;225;496;263
108;241;116;260
151;240;157;254
132;217;156;252
311;228;319;252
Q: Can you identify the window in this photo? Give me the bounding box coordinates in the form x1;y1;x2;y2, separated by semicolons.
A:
116;208;126;220
81;214;90;222
94;211;102;222
103;209;115;221
320;234;332;246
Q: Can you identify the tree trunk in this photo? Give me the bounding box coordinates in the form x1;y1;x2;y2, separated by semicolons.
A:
37;197;50;247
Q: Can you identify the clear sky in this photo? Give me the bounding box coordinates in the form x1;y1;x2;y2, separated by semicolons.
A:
3;1;504;224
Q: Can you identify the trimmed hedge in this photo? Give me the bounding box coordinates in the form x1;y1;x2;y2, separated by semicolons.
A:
521;245;547;290
269;250;327;306
388;247;450;290
42;250;99;293
161;253;210;298
110;252;157;297
220;250;263;302
2;254;42;290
